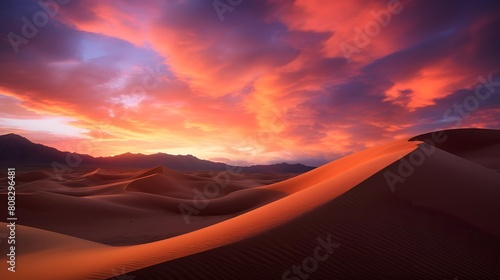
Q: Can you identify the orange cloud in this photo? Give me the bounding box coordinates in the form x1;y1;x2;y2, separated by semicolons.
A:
385;59;475;110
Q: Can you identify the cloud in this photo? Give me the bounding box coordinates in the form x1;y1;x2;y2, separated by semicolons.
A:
0;0;499;165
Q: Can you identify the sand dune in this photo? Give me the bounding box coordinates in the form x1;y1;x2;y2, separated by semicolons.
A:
1;167;286;245
0;129;499;279
11;170;53;182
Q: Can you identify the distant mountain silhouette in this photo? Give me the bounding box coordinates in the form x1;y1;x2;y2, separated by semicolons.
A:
0;133;315;173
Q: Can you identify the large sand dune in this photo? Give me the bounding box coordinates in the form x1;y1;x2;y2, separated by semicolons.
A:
1;129;499;279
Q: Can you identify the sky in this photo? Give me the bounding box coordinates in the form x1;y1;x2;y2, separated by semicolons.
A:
0;0;499;166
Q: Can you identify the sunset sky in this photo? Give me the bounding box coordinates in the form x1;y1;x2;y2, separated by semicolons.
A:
1;0;499;166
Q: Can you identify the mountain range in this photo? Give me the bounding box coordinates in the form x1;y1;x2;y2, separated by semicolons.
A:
0;133;315;173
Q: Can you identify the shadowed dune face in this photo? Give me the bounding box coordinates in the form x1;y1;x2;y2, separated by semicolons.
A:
0;129;499;280
410;128;500;171
387;143;500;239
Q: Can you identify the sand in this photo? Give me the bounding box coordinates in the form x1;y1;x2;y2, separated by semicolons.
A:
0;129;499;279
